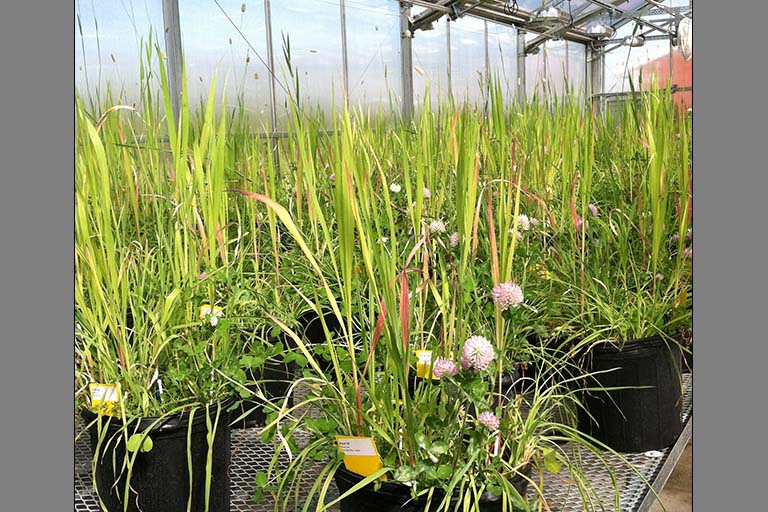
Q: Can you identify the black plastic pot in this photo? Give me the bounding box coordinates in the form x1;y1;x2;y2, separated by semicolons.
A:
489;369;523;408
518;333;578;395
233;335;297;429
334;465;531;512
297;309;345;373
81;400;232;512
578;335;683;453
406;373;440;398
233;359;296;428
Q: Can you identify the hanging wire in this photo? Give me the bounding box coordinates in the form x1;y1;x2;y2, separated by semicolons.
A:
212;0;292;99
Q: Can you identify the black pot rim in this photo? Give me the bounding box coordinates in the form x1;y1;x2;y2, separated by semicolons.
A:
80;397;235;436
585;333;683;359
334;462;532;501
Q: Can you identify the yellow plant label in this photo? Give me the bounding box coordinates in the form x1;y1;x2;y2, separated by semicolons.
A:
90;383;121;416
199;304;223;319
336;436;384;478
416;350;433;379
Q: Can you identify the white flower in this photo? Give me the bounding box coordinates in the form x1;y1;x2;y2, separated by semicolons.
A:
429;219;446;234
509;228;523;240
423;187;431;199
389;183;401;193
517;214;531;231
529;217;540;227
199;305;224;327
449;232;460;247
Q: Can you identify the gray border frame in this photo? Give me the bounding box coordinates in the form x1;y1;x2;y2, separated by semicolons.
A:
0;1;73;509
694;0;768;509
4;0;765;508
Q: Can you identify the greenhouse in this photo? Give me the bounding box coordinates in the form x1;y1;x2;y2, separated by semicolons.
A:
74;1;693;511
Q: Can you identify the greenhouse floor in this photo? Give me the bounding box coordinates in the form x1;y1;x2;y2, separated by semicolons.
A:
75;374;692;512
649;440;692;512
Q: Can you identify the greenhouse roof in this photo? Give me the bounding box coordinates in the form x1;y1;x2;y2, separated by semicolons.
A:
410;1;691;53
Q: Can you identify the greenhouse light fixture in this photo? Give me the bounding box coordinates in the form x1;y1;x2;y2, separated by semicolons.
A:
623;34;646;47
537;6;565;23
587;23;614;39
676;17;692;60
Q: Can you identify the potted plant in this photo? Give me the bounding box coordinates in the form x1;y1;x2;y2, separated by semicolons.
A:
74;56;258;511
74;202;241;512
239;96;619;511
550;87;693;453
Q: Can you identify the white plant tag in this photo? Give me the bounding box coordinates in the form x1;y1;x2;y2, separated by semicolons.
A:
337;437;377;457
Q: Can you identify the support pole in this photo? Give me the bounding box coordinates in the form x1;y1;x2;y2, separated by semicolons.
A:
400;1;414;119
516;28;526;105
161;0;183;124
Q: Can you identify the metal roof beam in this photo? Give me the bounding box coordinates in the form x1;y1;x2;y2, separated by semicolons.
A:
586;0;674;35
472;2;595;42
523;0;631;54
609;2;690;34
410;1;595;46
411;0;460;31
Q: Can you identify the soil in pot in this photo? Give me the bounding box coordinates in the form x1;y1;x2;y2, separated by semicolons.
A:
578;335;683;453
82;400;231;512
334;465;532;512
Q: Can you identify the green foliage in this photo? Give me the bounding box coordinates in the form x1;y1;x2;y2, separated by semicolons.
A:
76;42;691;512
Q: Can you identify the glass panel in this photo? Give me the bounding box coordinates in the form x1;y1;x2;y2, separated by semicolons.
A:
75;0;165;109
525;39;545;100
449;16;487;106
344;0;401;116
412;18;449;106
566;41;586;97
270;0;344;129
179;1;271;127
545;40;568;97
604;37;670;93
487;22;517;104
525;39;567;99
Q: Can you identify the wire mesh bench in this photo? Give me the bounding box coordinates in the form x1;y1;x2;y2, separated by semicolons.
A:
76;374;691;512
